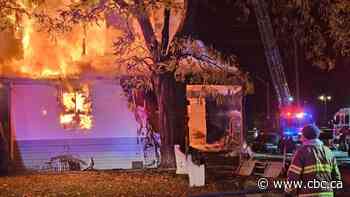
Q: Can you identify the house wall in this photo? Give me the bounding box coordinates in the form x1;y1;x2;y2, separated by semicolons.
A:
186;85;243;152
10;80;146;171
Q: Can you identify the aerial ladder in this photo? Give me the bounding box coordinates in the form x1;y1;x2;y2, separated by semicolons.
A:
238;0;313;177
251;0;313;136
251;0;291;107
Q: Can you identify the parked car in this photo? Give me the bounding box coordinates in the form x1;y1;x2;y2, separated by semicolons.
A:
251;132;281;154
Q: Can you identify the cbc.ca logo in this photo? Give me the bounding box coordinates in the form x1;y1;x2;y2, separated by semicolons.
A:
257;178;269;190
257;178;343;191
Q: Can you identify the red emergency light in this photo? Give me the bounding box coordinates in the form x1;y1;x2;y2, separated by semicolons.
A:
281;106;309;119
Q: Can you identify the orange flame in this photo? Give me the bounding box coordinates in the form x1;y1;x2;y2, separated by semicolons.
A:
0;0;151;79
60;85;93;130
16;17;111;78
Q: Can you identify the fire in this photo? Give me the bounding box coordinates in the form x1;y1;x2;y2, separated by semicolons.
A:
15;17;109;78
79;114;93;130
62;92;76;111
60;85;93;130
22;17;33;59
76;92;90;112
60;114;75;124
0;0;151;79
1;1;116;79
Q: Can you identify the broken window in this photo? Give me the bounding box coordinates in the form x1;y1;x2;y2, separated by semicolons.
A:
59;85;93;130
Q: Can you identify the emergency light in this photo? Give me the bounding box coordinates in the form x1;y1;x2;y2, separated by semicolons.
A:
280;107;314;136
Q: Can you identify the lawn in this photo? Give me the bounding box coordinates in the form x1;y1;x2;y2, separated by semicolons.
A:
0;170;241;197
2;169;350;197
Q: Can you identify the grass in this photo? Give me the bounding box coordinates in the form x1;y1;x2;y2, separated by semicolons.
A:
0;170;241;197
3;168;349;196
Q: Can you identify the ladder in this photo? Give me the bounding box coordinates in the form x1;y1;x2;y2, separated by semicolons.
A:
250;0;294;172
251;0;292;107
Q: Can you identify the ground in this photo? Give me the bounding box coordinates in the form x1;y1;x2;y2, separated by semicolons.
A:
0;170;241;197
1;169;350;197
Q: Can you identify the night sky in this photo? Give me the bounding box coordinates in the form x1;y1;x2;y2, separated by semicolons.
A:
183;0;350;128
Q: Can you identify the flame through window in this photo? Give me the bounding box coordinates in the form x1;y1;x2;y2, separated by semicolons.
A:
59;85;93;130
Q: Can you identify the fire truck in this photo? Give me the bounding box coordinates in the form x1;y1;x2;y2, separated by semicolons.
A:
238;0;315;178
280;107;314;141
252;0;314;143
334;108;350;130
333;108;350;152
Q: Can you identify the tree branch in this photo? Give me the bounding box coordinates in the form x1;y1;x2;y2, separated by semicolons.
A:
160;8;170;58
113;0;130;8
137;16;159;58
170;38;239;73
114;0;160;61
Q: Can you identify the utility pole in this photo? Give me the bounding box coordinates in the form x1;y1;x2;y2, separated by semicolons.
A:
254;75;270;121
293;36;300;107
318;95;332;126
267;82;270;120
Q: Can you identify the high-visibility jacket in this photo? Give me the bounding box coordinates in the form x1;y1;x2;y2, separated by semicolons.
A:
287;139;341;197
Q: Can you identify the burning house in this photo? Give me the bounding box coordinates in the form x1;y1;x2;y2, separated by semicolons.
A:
0;0;246;172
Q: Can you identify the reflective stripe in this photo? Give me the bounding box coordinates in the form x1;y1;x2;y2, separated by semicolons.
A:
289;164;302;174
298;191;333;197
304;164;332;170
289;167;301;175
290;164;302;171
304;164;332;174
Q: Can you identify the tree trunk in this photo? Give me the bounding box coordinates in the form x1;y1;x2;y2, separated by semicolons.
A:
155;72;182;168
0;85;10;175
175;82;187;153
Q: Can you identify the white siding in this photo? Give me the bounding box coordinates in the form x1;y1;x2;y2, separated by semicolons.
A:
11;80;145;171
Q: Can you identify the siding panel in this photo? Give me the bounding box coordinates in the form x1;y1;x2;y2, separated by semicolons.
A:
10;82;157;171
14;137;145;170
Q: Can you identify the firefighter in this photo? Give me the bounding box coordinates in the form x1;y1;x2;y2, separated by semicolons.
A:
287;124;342;197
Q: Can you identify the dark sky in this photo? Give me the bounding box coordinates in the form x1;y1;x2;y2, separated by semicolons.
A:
183;0;350;128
